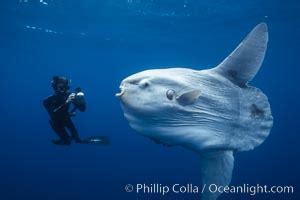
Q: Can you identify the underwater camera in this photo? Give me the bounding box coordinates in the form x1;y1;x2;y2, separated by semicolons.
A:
73;87;85;104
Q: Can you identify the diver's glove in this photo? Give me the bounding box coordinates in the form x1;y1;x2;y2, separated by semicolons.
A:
66;93;76;103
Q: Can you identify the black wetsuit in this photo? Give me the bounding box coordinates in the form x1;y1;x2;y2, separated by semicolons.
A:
43;92;86;144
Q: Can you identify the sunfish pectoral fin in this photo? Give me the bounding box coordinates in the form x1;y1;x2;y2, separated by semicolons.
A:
212;23;268;87
200;150;234;200
176;89;201;106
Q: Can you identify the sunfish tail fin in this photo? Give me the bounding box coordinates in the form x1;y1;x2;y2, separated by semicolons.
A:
200;150;234;200
233;87;273;151
212;23;268;87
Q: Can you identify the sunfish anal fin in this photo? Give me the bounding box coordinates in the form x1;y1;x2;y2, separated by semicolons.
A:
200;150;234;200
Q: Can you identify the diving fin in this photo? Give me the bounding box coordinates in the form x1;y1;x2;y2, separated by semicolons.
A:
81;136;110;145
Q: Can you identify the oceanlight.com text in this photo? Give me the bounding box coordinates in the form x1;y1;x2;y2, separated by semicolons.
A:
124;183;294;196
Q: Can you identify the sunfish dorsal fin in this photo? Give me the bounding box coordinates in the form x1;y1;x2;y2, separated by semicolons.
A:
212;23;268;87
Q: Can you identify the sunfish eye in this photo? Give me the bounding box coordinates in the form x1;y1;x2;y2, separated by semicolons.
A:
166;89;176;100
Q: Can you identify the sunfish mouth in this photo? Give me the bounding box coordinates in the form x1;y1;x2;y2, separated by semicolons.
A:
115;86;125;97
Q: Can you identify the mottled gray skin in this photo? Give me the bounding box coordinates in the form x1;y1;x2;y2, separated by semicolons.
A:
118;68;272;153
116;23;273;200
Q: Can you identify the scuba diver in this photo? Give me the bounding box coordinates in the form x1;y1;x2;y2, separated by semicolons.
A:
43;76;86;145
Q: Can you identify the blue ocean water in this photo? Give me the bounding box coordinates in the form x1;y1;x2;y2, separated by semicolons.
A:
1;0;299;199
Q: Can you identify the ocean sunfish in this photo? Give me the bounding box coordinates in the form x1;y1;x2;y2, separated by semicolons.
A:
116;23;273;200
